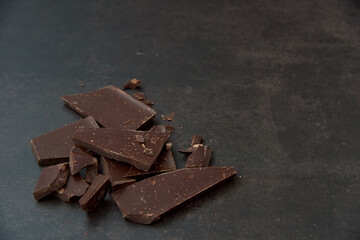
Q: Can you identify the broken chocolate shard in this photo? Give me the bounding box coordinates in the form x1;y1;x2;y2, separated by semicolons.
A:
161;112;175;121
123;79;142;90
61;86;156;130
30;117;99;165
33;163;70;200
73;128;170;171
79;174;110;211
149;125;175;133
132;92;145;100
53;174;89;202
85;163;99;183
178;144;202;155
185;145;212;168
191;134;203;145
111;166;237;224
124;149;176;179
100;157;136;192
69;146;98;175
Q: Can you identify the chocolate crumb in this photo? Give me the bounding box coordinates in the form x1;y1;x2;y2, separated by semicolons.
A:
161;112;175;121
166;142;172;150
132;92;145;100
123;79;142;90
135;135;145;143
142;99;154;106
143;148;154;156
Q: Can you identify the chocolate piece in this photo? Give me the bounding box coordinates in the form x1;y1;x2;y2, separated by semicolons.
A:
191;134;203;145
61;86;156;130
85;163;99;183
161;112;175;121
73;128;171;171
69;146;97;175
178;144;202;155
132;92;145;100
79;174;110;211
141;99;154;106
100;157;136;192
53;174;89;202
123;79;141;90
33;163;69;200
30;117;99;165
149;125;175;133
111;166;237;224
185;145;212;168
124;149;176;178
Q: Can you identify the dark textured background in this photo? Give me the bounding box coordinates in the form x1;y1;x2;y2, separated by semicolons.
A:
1;1;360;239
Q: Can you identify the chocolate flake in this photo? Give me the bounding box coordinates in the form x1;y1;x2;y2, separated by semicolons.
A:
161;112;175;121
33;163;69;200
132;92;145;100
111;167;237;224
135;135;145;143
30;117;99;165
123;79;142;90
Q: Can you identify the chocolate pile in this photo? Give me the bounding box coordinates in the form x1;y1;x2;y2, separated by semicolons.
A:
31;81;237;224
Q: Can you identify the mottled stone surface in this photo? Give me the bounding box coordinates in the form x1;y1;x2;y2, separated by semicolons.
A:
0;0;359;239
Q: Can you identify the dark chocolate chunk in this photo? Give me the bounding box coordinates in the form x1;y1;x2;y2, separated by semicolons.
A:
33;163;69;200
185;145;212;168
124;149;176;178
73;128;171;171
190;134;203;145
100;157;136;192
123;79;142;90
111;166;237;224
132;92;145;100
69;146;97;175
53;174;89;202
84;163;99;183
61;86;156;130
149;125;175;133
30;117;99;165
178;144;202;155
79;174;110;211
161;112;175;121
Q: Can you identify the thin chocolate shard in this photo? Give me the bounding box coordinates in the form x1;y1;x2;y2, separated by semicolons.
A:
73;128;171;171
53;174;89;202
100;157;136;192
30;117;99;165
79;174;110;211
61;86;156;130
191;134;203;146
33;163;69;200
123;79;142;90
178;144;202;155
161;112;175;121
185;145;212;168
111;166;237;224
132;92;145;100
69;146;97;175
149;125;175;133
85;163;99;183
124;149;176;178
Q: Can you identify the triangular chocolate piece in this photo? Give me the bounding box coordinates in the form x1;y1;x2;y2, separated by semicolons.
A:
30;117;99;165
79;174;110;211
100;157;136;192
53;174;89;202
111;166;237;224
61;86;156;130
185;145;212;168
33;163;69;200
73;128;171;171
69;146;97;175
124;149;176;178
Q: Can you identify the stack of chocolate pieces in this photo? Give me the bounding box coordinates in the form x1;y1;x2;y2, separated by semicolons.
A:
31;81;237;224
